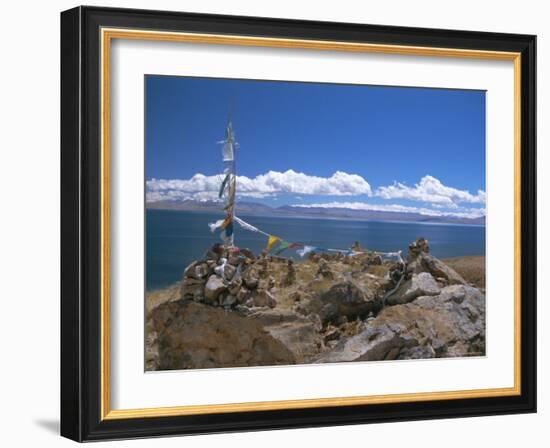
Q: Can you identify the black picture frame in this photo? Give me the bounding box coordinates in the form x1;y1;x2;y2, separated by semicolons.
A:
61;5;536;442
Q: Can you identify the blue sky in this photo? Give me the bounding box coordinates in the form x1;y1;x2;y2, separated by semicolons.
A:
145;75;486;219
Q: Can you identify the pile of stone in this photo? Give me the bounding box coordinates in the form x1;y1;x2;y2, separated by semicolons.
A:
405;237;466;285
180;243;289;310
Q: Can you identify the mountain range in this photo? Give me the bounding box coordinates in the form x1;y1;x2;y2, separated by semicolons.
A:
146;200;485;226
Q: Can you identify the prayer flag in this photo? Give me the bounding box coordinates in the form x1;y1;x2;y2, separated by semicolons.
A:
234;216;264;234
218;173;231;198
297;245;316;257
274;240;291;255
288;242;304;249
267;235;281;251
208;219;224;233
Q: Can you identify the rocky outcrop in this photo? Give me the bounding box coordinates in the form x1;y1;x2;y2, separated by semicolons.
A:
415;253;467;285
309;281;381;324
315;284;485;363
150;300;295;370
386;272;441;305
146;238;485;370
405;238;466;285
247;309;323;363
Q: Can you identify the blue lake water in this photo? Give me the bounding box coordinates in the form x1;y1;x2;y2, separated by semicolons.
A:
146;209;485;291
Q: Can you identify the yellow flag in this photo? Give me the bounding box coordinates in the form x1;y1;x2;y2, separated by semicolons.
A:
267;235;280;251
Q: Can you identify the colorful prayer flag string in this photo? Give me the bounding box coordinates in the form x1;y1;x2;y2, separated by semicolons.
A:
267;235;281;251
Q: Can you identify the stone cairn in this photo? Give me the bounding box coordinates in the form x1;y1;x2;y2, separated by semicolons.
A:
180;243;286;310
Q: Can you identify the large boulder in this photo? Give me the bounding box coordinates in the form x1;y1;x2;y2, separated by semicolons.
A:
248;309;323;363
315;284;485;363
150;300;296;370
310;281;381;324
410;253;466;285
314;322;415;363
386;272;441;305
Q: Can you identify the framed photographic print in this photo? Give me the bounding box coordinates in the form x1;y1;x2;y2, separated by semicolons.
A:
60;6;536;441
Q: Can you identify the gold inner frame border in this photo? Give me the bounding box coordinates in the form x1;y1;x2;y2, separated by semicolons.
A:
99;27;522;421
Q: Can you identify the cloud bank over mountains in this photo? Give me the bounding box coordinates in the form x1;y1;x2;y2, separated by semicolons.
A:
146;170;485;219
376;175;485;208
147;170;372;201
291;202;486;219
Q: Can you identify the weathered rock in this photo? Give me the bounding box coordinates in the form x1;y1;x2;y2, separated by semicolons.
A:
315;284;485;363
258;276;275;291
249;309;323;363
213;260;226;277
145;320;160;370
290;291;302;303
315;324;412;363
183;261;210;279
220;294;237;308
180;277;205;301
317;259;334;280
407;237;430;261
227;252;241;266
204;275;227;303
416;253;466;285
183;261;198;278
240;248;256;260
324;326;341;343
236;287;251;304
397;344;436;360
150;300;296;369
387;262;406;285
212;259;237;281
227;276;243;296
436;276;448;286
242;264;261;289
222;263;237;281
251;289;277;308
413;285;486;354
386;272;441;305
311;281;381;324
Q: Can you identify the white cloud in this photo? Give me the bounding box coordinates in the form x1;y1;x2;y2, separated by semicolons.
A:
376;175;485;207
146;189;221;203
146;171;486;220
146;170;372;202
292;201;486;219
